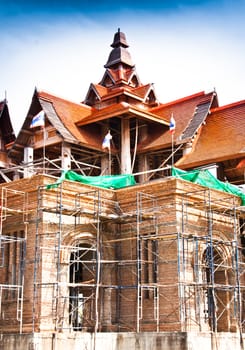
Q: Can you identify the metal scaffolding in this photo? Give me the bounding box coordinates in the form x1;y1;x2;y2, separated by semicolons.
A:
32;185;106;333
0;187;28;333
0;175;244;337
178;188;245;333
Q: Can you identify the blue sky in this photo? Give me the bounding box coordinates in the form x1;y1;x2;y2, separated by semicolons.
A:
1;0;245;133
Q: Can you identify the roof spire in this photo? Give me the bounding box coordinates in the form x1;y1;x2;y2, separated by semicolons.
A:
105;29;134;68
110;28;129;49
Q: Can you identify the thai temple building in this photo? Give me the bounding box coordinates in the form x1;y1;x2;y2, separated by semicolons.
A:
0;29;244;350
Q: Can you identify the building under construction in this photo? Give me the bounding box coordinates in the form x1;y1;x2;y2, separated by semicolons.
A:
0;30;244;349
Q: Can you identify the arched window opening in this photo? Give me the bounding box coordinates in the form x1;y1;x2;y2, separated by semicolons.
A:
202;245;229;332
69;241;96;331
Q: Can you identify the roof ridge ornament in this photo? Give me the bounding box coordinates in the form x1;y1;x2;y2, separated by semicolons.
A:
105;29;134;68
110;28;129;49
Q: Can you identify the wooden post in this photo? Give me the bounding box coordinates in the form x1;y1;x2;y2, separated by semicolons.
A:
138;155;149;183
137;124;149;183
121;118;131;174
101;156;109;175
23;147;34;178
61;143;71;171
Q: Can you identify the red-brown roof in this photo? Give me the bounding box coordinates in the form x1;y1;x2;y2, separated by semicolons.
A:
104;67;137;84
41;87;216;153
38;90;93;124
133;84;154;100
176;100;245;168
89;84;109;99
37;90;107;149
9;28;245;180
89;82;155;104
137;91;216;152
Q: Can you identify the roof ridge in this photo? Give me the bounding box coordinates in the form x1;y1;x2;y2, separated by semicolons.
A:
151;91;206;111
133;83;152;91
37;89;92;110
211;99;245;113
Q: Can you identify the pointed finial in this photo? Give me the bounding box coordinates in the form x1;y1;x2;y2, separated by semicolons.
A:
111;29;128;48
104;30;134;68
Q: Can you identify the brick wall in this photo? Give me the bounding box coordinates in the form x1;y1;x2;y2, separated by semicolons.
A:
0;174;243;334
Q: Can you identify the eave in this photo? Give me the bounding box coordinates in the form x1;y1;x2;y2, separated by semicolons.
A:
76;102;169;127
100;89;144;103
175;152;245;170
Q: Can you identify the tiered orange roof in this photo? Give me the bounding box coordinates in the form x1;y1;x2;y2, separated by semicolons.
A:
37;90;104;150
8;29;245;184
137;91;217;151
176;100;245;168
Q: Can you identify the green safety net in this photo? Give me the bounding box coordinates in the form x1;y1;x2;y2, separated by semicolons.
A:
46;170;136;190
172;167;245;206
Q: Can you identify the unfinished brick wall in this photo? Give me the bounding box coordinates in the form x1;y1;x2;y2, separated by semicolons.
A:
0;174;244;335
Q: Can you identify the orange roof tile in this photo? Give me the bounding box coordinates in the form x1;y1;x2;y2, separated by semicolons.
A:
105;68;131;84
99;67;139;89
133;84;153;99
91;83;153;103
90;84;109;99
38;90;92;122
37;90;104;149
137;91;216;151
176;100;245;168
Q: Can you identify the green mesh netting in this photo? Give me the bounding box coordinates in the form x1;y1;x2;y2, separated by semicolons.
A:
172;167;245;206
46;170;136;190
